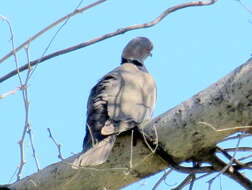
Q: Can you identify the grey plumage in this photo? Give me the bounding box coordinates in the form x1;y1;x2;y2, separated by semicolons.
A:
80;37;156;166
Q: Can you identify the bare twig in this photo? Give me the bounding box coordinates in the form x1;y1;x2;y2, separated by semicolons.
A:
152;169;173;190
209;155;252;190
86;123;95;147
28;0;85;80
16;91;27;181
27;124;40;171
171;174;195;190
0;0;107;64
141;123;159;154
216;146;244;167
207;136;242;186
130;130;134;169
221;133;251;142
22;43;40;171
17;43;38;180
47;128;64;160
173;167;215;190
219;176;223;190
208;178;213;190
223;147;252;152
189;174;196;190
8;167;19;183
0;15;22;84
142;131;156;153
197;173;213;181
239;154;252;161
156;147;214;173
237;0;252;15
24;45;40;172
0;87;20;99
243;161;252;168
172;162;198;190
173;172;213;190
2;15;30;181
0;0;218;83
152;123;159;153
4;1;86;178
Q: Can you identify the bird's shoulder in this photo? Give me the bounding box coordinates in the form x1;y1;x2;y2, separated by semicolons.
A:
87;66;121;110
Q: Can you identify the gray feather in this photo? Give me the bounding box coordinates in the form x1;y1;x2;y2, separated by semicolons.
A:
82;37;156;166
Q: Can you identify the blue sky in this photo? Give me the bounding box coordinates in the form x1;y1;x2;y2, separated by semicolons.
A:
1;0;252;189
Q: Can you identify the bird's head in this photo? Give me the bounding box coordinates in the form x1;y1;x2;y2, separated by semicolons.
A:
121;37;153;65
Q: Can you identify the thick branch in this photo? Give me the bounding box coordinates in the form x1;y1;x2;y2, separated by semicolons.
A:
142;58;252;162
0;0;217;83
6;57;252;190
8;135;168;190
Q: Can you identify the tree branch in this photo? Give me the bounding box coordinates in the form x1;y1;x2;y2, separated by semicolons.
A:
0;87;20;99
208;155;252;190
171;173;195;190
0;0;107;64
152;169;173;190
47;128;64;160
3;56;252;189
237;0;252;15
0;0;217;83
142;57;252;162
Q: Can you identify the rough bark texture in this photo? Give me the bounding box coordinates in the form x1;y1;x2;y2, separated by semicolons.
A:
8;135;167;190
7;58;252;190
142;57;252;162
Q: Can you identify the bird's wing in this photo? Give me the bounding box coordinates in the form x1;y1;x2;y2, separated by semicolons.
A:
83;70;120;151
81;70;120;166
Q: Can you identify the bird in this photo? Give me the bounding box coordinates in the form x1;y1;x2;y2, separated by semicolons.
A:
80;37;156;166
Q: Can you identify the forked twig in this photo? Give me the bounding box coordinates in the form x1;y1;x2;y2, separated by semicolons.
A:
216;146;244;167
207;135;242;187
47;128;64;160
0;15;34;181
140;122;159;154
16;44;40;180
152;169;173;190
24;43;40;172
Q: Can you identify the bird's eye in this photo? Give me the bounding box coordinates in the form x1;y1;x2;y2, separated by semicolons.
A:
146;47;152;52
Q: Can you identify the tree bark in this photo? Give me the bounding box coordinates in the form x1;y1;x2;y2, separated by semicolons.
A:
7;58;252;190
143;57;252;162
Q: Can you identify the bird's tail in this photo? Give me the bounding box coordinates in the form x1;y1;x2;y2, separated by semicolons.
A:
73;135;116;167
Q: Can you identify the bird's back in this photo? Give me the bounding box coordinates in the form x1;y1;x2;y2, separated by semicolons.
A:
83;63;156;151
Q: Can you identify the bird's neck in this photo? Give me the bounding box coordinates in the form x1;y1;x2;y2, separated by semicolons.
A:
121;58;148;72
121;57;143;66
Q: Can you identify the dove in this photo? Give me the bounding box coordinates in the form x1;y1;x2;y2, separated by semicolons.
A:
81;37;156;165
